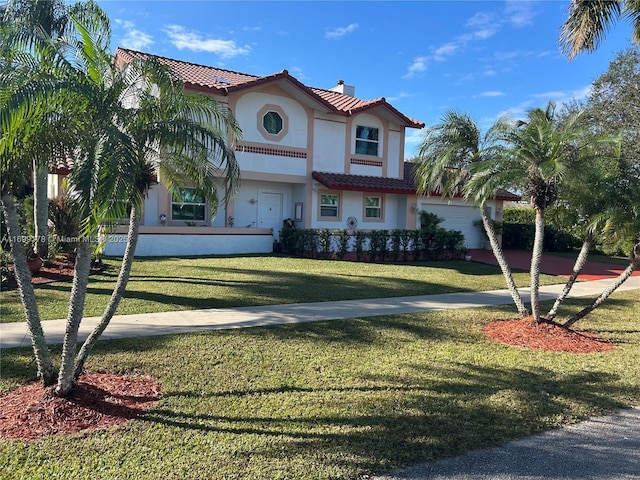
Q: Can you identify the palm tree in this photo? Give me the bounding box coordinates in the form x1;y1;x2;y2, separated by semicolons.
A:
560;0;640;60
0;36;67;385
71;56;241;379
545;132;622;321
51;17;242;396
2;8;242;397
1;0;109;259
414;110;529;317
474;102;590;324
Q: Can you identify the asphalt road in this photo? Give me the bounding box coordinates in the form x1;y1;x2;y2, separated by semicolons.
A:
373;406;640;480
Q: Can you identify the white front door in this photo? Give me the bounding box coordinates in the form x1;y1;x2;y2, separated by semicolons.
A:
258;192;283;238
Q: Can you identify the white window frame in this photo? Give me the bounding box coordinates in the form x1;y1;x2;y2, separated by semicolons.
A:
364;195;383;221
319;192;340;219
355;125;379;156
171;187;207;223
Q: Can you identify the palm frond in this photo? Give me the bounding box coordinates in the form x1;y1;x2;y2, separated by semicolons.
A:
560;0;623;60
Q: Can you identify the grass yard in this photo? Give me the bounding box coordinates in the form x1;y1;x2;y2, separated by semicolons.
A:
1;291;639;479
0;255;561;323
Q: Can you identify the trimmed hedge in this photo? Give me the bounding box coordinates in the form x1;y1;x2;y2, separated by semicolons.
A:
279;226;466;262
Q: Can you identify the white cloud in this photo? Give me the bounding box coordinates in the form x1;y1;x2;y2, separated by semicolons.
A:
531;85;592;103
504;0;536;27
433;43;459;61
478;91;506;97
403;56;429;79
494;50;521;61
496;100;535;121
325;23;358;39
495;85;592;123
404;10;500;78
114;19;154;51
404;127;427;156
386;91;416;102
287;65;306;80
466;12;494;28
164;25;249;58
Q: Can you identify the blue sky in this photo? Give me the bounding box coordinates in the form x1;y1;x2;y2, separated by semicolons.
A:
98;0;634;157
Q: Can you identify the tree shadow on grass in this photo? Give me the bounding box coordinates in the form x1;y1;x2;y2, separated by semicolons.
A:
141;362;638;477
231;314;455;348
33;265;481;312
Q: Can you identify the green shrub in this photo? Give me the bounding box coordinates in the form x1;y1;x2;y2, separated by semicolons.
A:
391;229;403;261
335;229;350;260
411;229;423;260
503;207;535;224
502;223;535;250
355;230;367;261
49;196;80;253
318;229;332;259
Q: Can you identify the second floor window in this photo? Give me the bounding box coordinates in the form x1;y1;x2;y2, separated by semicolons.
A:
263;111;283;135
356;125;379;156
172;187;206;222
320;193;339;218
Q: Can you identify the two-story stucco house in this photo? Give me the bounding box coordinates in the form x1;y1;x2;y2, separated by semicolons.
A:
49;48;516;256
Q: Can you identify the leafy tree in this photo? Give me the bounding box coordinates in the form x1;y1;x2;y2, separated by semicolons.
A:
552;47;640;325
560;0;640;60
415;110;529;317
563;159;640;327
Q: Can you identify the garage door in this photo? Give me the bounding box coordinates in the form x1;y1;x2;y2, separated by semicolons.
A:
419;203;484;249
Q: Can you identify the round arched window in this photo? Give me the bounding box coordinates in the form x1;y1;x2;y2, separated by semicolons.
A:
262;111;283;135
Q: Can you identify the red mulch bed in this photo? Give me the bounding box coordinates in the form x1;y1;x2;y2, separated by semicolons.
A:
0;373;161;441
484;316;615;353
3;255;103;289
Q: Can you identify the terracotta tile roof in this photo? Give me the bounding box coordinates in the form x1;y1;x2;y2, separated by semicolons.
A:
116;48;258;90
310;88;423;128
312;171;416;195
115;48;424;128
313;163;521;200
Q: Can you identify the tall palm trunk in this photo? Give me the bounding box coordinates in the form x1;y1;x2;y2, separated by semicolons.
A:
55;239;93;397
1;193;55;384
564;243;639;328
73;206;141;379
530;207;545;324
33;162;49;259
481;208;529;317
547;235;593;321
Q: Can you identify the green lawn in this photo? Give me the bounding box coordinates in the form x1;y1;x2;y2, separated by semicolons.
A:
1;291;639;479
0;255;562;323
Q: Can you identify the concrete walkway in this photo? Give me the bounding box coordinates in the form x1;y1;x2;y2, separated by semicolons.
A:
2;276;639;349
